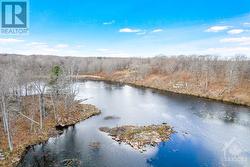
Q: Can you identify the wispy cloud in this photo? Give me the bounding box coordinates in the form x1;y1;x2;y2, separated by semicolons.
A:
205;26;231;32
243;22;250;26
152;29;163;33
220;36;250;45
206;46;250;55
26;42;47;47
76;45;85;48
103;20;115;25
227;29;245;35
119;28;141;33
0;38;24;44
96;48;109;52
136;30;147;35
55;44;69;48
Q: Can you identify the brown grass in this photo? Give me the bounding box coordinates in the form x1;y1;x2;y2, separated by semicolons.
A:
0;95;100;167
78;70;250;106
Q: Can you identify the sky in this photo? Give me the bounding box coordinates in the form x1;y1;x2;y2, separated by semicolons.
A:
1;0;250;57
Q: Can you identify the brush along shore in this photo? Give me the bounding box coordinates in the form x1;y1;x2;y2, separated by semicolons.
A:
77;71;250;107
0;95;101;167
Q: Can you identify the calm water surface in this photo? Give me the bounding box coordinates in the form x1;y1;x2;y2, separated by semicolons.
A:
18;81;250;167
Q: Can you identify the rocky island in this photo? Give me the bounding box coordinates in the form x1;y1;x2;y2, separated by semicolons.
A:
99;124;174;151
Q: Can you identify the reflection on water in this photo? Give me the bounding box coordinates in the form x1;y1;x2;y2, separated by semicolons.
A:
147;134;219;167
18;81;250;167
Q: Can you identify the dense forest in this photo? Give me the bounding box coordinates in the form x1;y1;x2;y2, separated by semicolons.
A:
1;53;249;98
0;54;249;88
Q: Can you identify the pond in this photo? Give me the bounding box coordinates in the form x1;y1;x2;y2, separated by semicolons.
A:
18;81;250;167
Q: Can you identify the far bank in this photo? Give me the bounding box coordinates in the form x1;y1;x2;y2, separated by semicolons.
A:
77;71;250;107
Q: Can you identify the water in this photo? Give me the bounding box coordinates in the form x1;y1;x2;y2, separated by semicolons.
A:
18;81;250;167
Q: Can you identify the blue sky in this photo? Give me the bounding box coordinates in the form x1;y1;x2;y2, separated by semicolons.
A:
1;0;250;57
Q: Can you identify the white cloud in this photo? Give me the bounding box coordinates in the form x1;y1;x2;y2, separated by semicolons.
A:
227;29;245;35
119;28;141;33
206;46;250;55
76;45;85;48
220;37;250;45
0;38;24;44
26;42;47;47
55;44;69;48
136;30;147;35
103;20;115;25
243;22;250;26
96;48;109;52
205;26;231;32
152;29;163;33
42;47;59;53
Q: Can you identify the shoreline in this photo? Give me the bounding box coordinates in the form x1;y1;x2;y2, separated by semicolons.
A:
0;100;101;167
17;109;101;167
77;75;250;107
